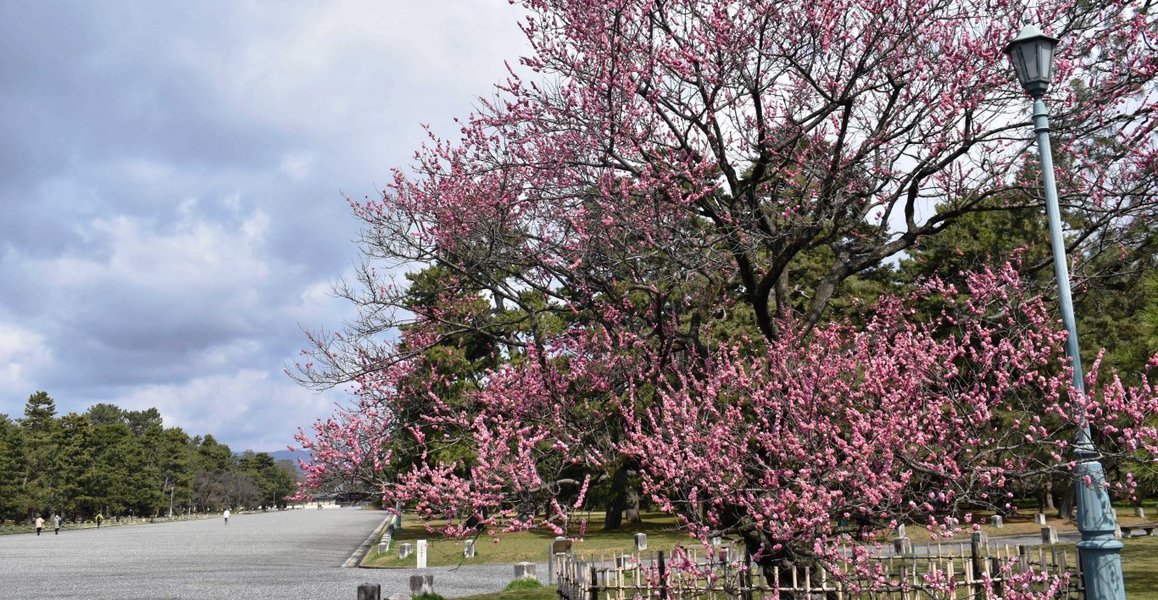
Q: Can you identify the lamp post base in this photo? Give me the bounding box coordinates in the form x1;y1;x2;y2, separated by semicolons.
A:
1074;458;1126;600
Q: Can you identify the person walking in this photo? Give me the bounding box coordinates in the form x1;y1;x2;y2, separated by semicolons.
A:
53;514;61;535
34;516;44;536
95;513;103;528
223;508;230;525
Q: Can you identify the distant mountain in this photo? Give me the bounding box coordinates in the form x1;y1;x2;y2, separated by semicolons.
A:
270;449;310;473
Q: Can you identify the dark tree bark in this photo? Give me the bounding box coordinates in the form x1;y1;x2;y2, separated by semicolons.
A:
603;466;629;530
626;487;641;524
1058;484;1076;521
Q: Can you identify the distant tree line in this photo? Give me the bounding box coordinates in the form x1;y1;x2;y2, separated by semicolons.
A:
0;392;298;523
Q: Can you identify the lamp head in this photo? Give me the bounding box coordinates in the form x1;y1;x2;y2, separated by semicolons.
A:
1004;25;1059;98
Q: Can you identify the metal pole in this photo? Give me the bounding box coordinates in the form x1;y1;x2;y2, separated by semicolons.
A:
1031;97;1125;600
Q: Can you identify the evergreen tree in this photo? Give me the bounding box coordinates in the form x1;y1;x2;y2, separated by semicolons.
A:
192;435;235;511
20;391;59;518
0;414;27;520
56;413;99;519
120;410;165;516
159;427;194;516
84;403;126;427
6;395;292;519
91;420;135;517
239;451;297;510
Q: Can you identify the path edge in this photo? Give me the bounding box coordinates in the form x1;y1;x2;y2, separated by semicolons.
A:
343;513;392;568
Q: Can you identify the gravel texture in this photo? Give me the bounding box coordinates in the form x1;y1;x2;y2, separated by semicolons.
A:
0;508;536;599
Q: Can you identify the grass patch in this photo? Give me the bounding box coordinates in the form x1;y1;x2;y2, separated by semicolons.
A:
455;586;559;600
1123;536;1158;600
890;509;1158;544
505;579;543;592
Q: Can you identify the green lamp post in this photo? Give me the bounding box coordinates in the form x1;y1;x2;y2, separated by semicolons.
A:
1004;24;1126;600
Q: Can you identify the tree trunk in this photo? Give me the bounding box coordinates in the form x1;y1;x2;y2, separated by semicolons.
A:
626;487;641;524
1058;483;1076;521
603;466;628;531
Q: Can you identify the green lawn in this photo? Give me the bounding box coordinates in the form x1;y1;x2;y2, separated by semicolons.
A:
363;512;693;568
455;586;559;600
1123;536;1158;599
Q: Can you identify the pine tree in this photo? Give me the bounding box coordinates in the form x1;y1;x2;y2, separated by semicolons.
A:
20;391;59;518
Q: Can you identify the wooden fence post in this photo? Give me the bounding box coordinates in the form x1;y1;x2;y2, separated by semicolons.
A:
970;531;986;599
740;549;753;600
990;558;1004;598
657;550;668;600
589;566;599;600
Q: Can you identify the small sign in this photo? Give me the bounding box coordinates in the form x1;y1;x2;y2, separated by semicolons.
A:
417;539;428;569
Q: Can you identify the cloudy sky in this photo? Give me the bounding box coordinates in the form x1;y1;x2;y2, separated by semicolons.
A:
0;1;528;451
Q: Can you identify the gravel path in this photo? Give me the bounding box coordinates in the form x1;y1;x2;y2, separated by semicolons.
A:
0;508;533;599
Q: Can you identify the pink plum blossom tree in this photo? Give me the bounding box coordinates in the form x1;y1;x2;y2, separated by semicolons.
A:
294;0;1157;590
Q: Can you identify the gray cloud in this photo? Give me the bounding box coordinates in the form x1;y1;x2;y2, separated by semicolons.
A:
0;1;529;450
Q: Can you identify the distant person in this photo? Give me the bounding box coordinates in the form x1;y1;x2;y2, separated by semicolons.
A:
223;508;230;525
34;516;44;536
53;514;61;535
95;513;103;528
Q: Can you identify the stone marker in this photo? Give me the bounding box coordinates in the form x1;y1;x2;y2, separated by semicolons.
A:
991;515;1004;528
515;562;537;581
710;535;722;547
635;532;648;551
1035;513;1047;526
358;583;382;600
895;524;906;539
1041;526;1058;544
398;543;414;560
893;537;912;555
1135;506;1146;518
410;574;434;597
548;537;571;584
464;539;476;558
417;540;428;569
616;554;635;569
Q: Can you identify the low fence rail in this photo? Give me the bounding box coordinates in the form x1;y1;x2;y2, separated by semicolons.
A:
555;539;1083;600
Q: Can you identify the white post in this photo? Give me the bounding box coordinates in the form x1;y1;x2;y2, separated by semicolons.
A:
416;539;428;569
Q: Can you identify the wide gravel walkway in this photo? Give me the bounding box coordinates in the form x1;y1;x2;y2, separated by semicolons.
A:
0;508;527;599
